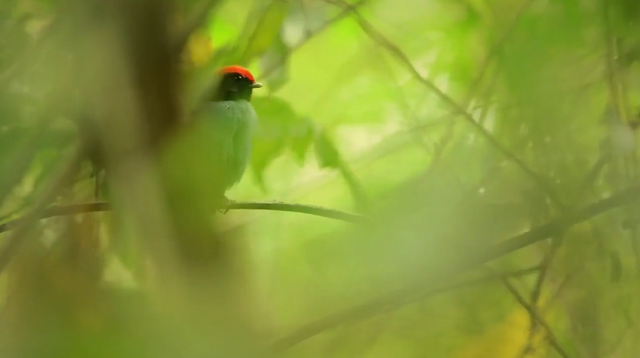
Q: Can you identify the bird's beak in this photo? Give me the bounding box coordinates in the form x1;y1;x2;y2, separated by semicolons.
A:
251;82;263;89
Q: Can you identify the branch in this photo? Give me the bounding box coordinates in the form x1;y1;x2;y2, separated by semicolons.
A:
465;0;536;101
272;184;640;351
228;201;364;223
325;0;565;210
520;236;562;357
0;148;84;273
260;0;370;80
0;201;364;234
272;265;541;352
495;273;571;358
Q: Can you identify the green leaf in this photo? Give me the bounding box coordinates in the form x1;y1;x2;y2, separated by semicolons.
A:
250;137;285;190
250;96;301;188
313;128;342;169
240;0;289;63
259;33;290;92
289;116;315;164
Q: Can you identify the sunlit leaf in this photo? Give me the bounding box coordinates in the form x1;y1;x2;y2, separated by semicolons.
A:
290;116;315;164
183;29;213;69
313;128;342;169
250;96;305;188
241;0;289;63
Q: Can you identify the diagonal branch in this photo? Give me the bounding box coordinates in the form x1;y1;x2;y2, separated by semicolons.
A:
494;271;571;358
324;0;564;210
272;265;542;352
260;0;370;80
465;0;536;101
519;235;562;357
271;184;640;351
0;201;364;234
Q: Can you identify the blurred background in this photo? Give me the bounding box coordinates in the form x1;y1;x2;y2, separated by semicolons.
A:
0;0;639;357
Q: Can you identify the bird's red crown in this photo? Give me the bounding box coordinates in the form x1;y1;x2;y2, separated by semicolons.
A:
218;65;256;83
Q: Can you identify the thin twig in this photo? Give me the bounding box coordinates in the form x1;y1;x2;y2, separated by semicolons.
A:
229;201;364;222
495;273;571;358
418;0;535;162
260;0;370;80
0;201;364;234
325;0;564;210
519;236;562;357
271;184;640;350
465;0;536;102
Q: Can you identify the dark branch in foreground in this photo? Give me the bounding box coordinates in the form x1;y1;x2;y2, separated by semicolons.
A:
0;201;364;234
228;202;364;223
271;184;640;351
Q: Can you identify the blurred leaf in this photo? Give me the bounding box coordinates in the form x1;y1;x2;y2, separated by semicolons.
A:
182;29;213;70
241;0;289;63
208;16;240;48
609;250;622;282
250;96;305;188
290;116;315;164
281;0;329;45
251;131;286;190
314;128;342;169
260;33;290;92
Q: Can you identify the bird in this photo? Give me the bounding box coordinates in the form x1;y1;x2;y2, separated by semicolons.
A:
84;65;261;212
191;65;262;209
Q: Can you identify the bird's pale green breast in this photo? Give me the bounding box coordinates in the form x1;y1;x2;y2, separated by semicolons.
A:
199;99;257;190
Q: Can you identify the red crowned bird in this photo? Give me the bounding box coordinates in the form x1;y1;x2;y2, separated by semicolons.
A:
190;65;262;208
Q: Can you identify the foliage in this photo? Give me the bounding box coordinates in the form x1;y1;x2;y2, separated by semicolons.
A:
0;0;638;357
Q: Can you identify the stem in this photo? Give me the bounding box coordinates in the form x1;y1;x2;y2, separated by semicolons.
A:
0;201;364;234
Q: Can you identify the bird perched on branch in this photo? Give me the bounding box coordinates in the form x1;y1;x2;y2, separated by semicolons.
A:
86;65;261;212
192;65;262;208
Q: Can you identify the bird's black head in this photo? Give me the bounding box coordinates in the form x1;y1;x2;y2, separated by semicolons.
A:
212;65;262;102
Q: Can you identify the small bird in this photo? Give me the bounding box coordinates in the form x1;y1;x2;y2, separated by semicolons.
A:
195;65;262;207
85;65;261;215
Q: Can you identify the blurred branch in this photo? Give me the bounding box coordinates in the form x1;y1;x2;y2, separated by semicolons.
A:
272;265;542;352
229;201;364;222
261;0;369;80
576;153;610;199
601;0;623;119
494;272;571;358
0;147;83;274
465;0;535;101
272;184;640;350
337;164;370;211
432;0;533;159
325;0;565;210
0;201;364;233
520;236;562;357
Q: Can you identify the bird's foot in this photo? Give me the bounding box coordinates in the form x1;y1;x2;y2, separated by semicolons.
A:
218;196;234;214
